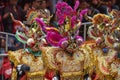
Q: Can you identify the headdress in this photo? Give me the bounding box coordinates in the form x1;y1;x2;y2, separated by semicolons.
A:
86;10;120;80
46;0;88;55
15;18;46;56
26;8;40;25
88;10;120;48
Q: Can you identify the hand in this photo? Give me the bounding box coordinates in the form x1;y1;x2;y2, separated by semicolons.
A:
9;13;15;21
3;12;10;19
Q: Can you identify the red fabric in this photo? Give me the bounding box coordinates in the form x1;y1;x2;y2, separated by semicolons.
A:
20;75;27;80
92;73;99;80
2;62;12;79
45;71;55;80
0;52;12;79
0;15;4;32
13;20;21;33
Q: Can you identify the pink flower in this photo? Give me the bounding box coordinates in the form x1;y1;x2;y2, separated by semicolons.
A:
71;16;77;28
79;9;88;21
58;18;65;25
46;31;63;46
35;18;46;30
56;2;73;25
74;0;80;11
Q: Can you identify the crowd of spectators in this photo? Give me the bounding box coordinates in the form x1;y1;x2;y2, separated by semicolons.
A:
0;0;120;32
0;0;120;53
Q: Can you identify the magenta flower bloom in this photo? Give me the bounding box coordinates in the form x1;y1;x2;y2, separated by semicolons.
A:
56;2;73;25
46;31;63;46
58;19;65;25
46;0;88;49
79;9;88;21
71;16;77;28
74;0;80;11
35;18;46;30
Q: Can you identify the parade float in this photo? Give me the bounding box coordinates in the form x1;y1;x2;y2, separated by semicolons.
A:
7;0;120;80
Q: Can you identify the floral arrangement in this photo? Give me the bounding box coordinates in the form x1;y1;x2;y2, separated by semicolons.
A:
46;0;88;55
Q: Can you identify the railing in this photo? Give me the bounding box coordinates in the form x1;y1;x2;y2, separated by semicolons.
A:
0;32;14;52
0;32;26;79
0;22;92;80
0;22;92;54
0;32;26;58
82;22;92;40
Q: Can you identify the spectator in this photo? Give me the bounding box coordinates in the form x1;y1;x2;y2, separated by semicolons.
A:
3;0;25;33
39;0;51;24
17;0;31;15
0;0;4;32
116;0;120;8
110;0;119;10
79;0;90;9
0;37;5;53
93;0;119;14
39;0;50;19
0;1;5;53
91;0;108;14
2;0;25;51
31;0;41;9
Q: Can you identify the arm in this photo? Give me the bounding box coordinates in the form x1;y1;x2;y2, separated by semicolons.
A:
3;7;10;19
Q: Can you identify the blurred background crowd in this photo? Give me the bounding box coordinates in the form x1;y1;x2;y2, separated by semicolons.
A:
0;0;120;53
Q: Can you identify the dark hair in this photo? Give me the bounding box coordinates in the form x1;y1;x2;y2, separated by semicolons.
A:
17;0;31;9
40;0;46;3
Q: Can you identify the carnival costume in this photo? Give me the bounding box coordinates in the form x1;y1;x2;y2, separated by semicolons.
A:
41;1;89;80
8;18;47;80
7;0;120;80
85;10;120;80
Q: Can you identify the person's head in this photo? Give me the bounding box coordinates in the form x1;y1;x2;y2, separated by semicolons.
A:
32;0;41;9
112;0;116;5
40;0;47;9
92;0;98;5
0;0;4;6
79;0;90;9
10;0;18;5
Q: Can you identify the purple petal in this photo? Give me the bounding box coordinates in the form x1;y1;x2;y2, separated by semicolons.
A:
62;2;68;7
80;8;88;15
79;14;83;21
79;9;88;21
56;1;74;20
35;18;46;30
46;31;63;46
71;16;77;28
58;19;65;25
56;10;62;18
74;0;80;11
66;6;73;15
75;36;83;41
